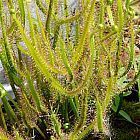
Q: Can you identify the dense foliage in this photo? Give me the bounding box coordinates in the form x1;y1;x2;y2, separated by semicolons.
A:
0;0;139;139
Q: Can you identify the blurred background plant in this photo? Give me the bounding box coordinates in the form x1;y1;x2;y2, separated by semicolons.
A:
0;0;139;139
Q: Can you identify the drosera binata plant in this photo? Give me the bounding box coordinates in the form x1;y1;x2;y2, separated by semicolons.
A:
0;0;140;139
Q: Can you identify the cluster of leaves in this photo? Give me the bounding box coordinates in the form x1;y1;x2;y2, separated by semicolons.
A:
0;0;139;139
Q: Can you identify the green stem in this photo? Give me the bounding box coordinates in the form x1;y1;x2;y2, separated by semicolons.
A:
96;97;103;132
70;88;88;139
46;0;54;32
0;103;7;131
36;0;47;14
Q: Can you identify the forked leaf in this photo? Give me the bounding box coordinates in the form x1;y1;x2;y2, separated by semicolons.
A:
59;36;73;80
12;12;66;94
72;1;96;67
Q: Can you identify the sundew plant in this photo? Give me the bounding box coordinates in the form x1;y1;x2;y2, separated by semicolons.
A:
0;0;139;139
